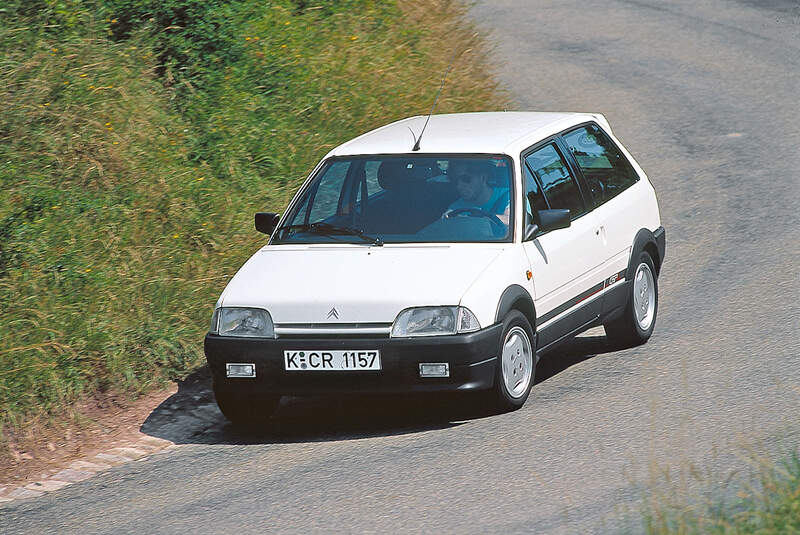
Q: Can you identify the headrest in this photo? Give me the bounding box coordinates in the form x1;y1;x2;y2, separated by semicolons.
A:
377;161;430;191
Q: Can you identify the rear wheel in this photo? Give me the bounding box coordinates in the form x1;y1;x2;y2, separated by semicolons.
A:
492;310;536;411
214;389;280;427
604;252;658;346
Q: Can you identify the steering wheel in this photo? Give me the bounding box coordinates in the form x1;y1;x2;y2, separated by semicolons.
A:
445;207;506;234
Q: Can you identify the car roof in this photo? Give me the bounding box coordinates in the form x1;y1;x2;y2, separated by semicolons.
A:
328;111;609;157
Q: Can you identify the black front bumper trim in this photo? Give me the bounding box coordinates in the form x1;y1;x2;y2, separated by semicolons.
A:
204;324;503;395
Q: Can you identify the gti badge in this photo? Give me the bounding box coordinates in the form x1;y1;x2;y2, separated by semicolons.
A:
327;307;340;319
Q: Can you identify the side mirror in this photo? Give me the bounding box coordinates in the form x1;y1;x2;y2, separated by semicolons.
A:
523;209;570;241
255;212;280;235
538;209;571;232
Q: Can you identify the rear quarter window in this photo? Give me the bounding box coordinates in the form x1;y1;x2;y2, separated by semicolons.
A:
561;124;639;205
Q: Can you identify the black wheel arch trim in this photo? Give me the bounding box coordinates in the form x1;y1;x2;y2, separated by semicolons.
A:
628;226;666;279
653;226;666;272
495;284;537;331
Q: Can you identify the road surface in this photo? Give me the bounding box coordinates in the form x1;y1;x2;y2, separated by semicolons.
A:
2;0;798;532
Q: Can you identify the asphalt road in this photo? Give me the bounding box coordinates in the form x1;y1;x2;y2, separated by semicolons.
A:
2;0;799;533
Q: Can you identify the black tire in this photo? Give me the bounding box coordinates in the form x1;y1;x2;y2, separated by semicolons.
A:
604;252;658;347
214;389;280;427
492;310;536;411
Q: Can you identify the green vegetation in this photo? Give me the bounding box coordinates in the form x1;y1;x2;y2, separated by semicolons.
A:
644;452;800;534
0;0;507;435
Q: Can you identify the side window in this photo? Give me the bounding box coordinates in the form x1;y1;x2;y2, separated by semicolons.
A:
523;163;548;223
525;143;586;219
561;124;639;205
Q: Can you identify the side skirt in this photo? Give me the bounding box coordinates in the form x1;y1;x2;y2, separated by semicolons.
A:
599;280;631;324
536;314;600;357
535;280;632;357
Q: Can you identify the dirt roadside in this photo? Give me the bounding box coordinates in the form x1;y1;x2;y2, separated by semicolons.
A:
0;385;177;490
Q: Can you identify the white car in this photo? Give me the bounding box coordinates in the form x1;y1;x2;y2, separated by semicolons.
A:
205;112;665;424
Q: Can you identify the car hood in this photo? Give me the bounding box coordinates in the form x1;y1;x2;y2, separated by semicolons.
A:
219;244;507;323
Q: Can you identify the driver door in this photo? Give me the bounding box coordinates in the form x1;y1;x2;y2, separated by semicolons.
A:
521;142;605;349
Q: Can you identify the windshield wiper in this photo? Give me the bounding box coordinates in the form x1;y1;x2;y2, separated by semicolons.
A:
276;222;383;246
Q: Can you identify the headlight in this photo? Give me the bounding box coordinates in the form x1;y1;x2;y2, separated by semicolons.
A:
212;307;275;338
391;306;481;337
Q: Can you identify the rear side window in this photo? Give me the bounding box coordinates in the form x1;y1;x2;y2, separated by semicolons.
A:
561;124;639;205
524;143;586;219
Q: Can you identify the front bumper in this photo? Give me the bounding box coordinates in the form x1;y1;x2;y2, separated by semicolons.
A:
204;324;503;396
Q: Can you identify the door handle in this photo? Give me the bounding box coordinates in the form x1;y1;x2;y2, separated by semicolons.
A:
597;225;607;246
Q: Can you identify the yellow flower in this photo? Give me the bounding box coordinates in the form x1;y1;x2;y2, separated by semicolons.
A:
105;122;111;126
85;268;92;272
253;36;259;41
52;48;58;53
79;73;87;77
113;141;119;145
196;177;205;182
350;35;358;41
285;21;291;25
64;81;69;85
173;234;179;239
281;44;287;48
202;222;208;226
111;18;117;23
245;37;251;41
89;85;95;89
43;102;50;106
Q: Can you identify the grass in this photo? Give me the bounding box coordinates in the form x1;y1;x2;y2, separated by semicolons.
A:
0;0;508;439
643;450;800;534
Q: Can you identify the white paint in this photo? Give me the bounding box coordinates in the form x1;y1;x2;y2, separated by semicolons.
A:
220;244;508;327
329;112;588;156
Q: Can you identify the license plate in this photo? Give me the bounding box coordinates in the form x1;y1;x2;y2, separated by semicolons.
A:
284;350;381;371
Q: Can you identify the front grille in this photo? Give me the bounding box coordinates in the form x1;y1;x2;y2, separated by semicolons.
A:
274;323;392;338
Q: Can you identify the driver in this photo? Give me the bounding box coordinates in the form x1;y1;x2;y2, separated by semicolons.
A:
444;161;510;226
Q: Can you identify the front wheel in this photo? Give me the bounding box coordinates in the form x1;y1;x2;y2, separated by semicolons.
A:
492;310;536;411
214;389;280;427
604;252;658;347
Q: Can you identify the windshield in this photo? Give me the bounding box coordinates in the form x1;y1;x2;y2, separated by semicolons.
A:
272;155;514;244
